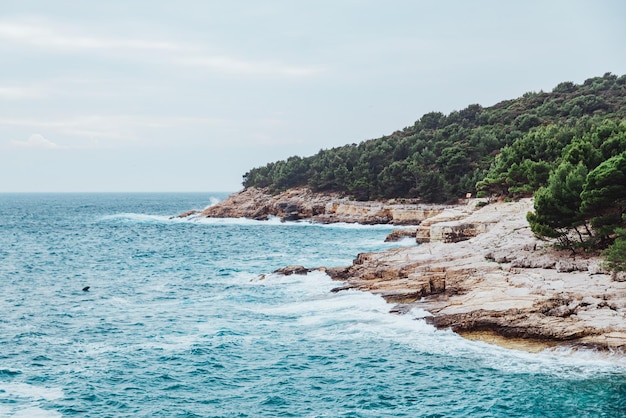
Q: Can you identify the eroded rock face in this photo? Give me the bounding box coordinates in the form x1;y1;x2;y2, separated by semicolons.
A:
613;271;626;282
321;198;626;351
384;228;418;242
430;222;494;243
188;187;448;225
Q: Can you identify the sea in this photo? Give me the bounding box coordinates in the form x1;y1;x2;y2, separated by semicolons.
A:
0;193;625;417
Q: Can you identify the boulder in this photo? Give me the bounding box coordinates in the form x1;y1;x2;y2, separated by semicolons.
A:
384;228;418;242
430;222;493;243
273;265;313;276
555;260;587;273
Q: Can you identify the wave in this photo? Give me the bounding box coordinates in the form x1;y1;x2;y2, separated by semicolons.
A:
381;236;417;247
0;382;64;401
202;196;223;209
101;212;405;231
183;216;411;231
0;406;62;418
0;382;65;418
255;271;626;379
0;384;64;418
100;213;177;223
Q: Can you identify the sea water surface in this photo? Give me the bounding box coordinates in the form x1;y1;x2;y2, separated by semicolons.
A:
0;193;625;417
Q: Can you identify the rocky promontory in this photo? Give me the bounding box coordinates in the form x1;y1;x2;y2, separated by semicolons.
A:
325;198;626;352
182;187;448;225
189;188;626;352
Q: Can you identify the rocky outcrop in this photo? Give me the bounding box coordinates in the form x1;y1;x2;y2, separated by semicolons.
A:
413;201;503;244
311;198;626;352
193;188;626;352
384;228;418;242
273;265;314;276
430;222;495;243
184;187;448;225
613;271;626;282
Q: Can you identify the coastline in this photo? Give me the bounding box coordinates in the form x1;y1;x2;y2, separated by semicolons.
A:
186;187;626;353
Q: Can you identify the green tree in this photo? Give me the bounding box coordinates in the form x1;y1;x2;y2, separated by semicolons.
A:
242;73;626;205
580;152;626;246
528;162;588;250
603;227;626;272
581;151;626;216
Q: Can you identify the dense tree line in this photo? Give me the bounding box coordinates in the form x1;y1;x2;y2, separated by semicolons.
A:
244;73;626;203
242;73;626;269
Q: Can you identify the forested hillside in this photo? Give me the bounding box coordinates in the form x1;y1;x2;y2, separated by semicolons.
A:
243;72;626;268
243;72;626;204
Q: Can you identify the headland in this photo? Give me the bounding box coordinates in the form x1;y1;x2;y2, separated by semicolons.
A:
181;187;626;352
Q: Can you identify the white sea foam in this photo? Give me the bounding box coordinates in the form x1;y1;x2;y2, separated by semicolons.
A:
101;210;411;237
310;222;403;230
256;270;626;380
100;213;176;223
5;406;62;418
0;382;64;401
382;236;417;247
189;215;285;226
203;196;222;209
187;215;403;230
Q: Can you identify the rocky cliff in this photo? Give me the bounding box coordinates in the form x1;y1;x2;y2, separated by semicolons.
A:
324;198;626;352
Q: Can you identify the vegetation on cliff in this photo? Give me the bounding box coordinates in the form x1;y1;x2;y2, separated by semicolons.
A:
244;73;626;202
242;72;626;268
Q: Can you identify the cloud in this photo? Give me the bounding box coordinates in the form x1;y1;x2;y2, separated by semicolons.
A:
252;133;304;146
9;134;61;149
0;115;231;150
0;19;323;78
0;85;46;99
0;21;187;53
180;56;323;77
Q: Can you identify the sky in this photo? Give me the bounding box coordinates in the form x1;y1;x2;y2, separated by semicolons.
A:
1;0;625;192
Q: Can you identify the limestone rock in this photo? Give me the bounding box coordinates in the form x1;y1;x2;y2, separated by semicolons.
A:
588;262;609;275
555;260;590;273
510;256;556;269
384;228;418;242
195;190;626;352
430;222;494;243
176;209;200;218
194;187;447;225
322;198;626;351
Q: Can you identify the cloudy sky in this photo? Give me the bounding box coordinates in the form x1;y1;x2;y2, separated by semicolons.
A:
1;0;625;192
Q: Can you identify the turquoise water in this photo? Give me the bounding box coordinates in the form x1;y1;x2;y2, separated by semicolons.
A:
0;193;625;417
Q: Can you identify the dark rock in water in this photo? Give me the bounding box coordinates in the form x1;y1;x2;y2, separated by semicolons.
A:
175;210;199;219
82;286;90;292
330;284;354;293
273;265;312;276
388;304;414;315
384;228;418;242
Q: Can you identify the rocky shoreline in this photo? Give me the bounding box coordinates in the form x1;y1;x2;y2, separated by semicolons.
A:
185;188;626;353
182;187;449;225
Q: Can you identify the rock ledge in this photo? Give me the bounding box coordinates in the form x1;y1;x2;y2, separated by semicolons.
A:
324;198;626;352
183;187;449;225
